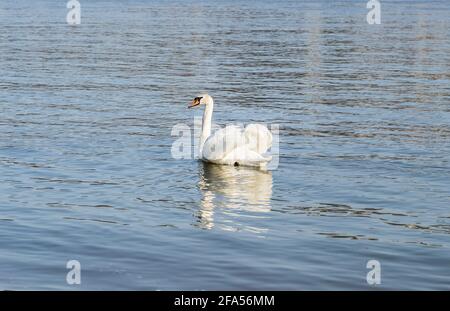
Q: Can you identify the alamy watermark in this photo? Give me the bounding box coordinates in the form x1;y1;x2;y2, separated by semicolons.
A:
171;116;280;170
65;1;380;26
367;0;381;25
67;0;81;25
366;259;381;285
63;258;381;286
66;260;81;285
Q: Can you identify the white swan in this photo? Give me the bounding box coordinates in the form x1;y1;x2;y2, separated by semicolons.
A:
188;94;272;168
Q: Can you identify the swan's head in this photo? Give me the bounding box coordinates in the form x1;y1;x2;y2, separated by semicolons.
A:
188;94;213;108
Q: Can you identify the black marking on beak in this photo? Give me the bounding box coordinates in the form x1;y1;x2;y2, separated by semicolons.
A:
188;96;203;108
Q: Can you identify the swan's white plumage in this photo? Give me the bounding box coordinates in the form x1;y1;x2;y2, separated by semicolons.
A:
190;94;272;168
244;123;273;154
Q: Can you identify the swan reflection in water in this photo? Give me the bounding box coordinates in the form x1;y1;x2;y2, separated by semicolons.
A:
195;162;273;232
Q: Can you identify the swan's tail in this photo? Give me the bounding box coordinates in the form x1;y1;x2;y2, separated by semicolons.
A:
257;155;272;170
244;124;273;154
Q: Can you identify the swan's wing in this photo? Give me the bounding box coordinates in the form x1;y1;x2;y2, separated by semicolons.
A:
222;146;272;167
244;124;272;154
202;125;246;161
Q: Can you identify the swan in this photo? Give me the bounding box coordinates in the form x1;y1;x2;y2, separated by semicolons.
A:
188;94;272;168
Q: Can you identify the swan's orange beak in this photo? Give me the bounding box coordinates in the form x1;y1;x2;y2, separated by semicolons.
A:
188;97;202;108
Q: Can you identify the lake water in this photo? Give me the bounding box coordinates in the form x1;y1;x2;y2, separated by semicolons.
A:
0;0;449;290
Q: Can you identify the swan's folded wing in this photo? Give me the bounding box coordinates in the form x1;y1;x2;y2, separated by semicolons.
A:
202;125;246;161
222;147;272;167
244;124;272;154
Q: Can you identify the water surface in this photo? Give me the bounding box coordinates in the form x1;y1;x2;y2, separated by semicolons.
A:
0;0;449;290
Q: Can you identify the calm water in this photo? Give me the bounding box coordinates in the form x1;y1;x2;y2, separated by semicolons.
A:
1;0;449;290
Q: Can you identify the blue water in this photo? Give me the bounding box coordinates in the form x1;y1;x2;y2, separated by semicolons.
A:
0;0;449;290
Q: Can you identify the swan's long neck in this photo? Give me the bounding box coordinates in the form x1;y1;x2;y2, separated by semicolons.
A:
199;99;213;157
